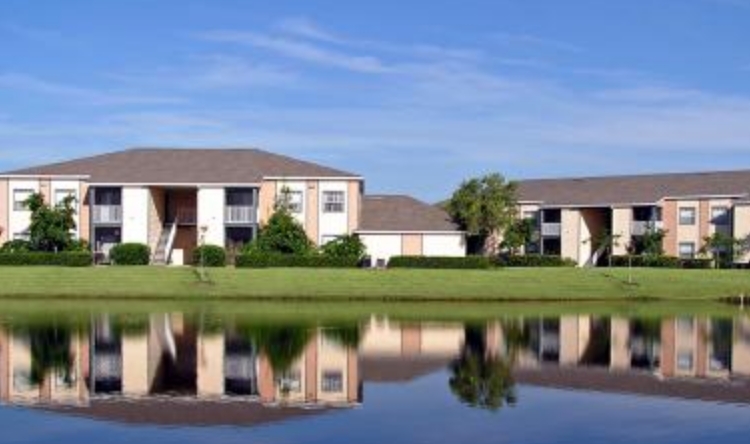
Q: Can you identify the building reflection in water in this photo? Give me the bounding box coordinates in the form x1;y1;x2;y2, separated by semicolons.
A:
1;313;750;425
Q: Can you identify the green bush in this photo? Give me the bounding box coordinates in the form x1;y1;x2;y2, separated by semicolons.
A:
680;258;713;269
321;234;366;259
496;254;577;267
236;252;360;268
387;256;492;269
0;239;32;253
109;243;150;265
610;255;682;268
0;252;92;266
193;245;227;267
67;239;90;252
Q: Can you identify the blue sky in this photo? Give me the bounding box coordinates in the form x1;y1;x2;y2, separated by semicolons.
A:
1;0;750;200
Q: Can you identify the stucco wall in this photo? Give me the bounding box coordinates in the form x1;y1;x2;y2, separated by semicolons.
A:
401;234;423;255
51;180;82;239
675;199;701;255
122;187;149;244
0;179;8;244
734;204;750;263
318;181;349;244
78;182;90;242
197;187;225;247
197;334;225;397
147;188;166;252
8;179;40;239
360;234;402;265
347;180;361;233
275;180;307;226
422;234;466;257
662;200;678;256
122;335;149;396
258;181;276;225
611;207;632;255
561;209;581;263
305;180;319;243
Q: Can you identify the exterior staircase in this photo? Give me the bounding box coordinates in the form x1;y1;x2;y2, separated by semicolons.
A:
152;221;178;265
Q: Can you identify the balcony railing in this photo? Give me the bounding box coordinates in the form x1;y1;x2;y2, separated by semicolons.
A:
92;205;122;224
541;223;561;237
225;206;256;224
631;220;663;236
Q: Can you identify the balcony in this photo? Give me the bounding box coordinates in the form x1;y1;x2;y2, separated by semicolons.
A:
225;206;256;224
631;220;663;236
541;223;561;237
92;205;122;224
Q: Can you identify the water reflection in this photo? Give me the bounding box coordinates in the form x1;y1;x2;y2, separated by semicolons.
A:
1;313;750;426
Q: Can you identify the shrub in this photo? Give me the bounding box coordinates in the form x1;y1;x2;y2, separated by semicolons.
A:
387;256;492;269
680;258;713;269
496;254;576;267
109;243;150;265
0;239;32;253
321;234;366;259
255;210;314;255
67;239;90;252
610;255;682;268
193;245;227;267
236;252;360;268
0;252;92;266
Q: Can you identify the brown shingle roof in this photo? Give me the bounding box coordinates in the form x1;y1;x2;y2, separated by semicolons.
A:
358;195;460;232
517;169;750;207
1;148;359;183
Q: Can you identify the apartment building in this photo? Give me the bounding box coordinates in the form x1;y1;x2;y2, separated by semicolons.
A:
0;148;465;264
515;170;750;266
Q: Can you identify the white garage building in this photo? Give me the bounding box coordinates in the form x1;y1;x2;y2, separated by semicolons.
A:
356;195;466;266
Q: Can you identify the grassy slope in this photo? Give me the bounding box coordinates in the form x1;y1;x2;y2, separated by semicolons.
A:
0;266;749;302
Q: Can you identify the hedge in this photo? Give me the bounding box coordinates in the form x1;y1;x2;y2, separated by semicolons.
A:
235;253;360;268
387;256;492;269
496;254;577;267
110;243;151;265
0;252;92;266
610;255;713;269
193;245;227;267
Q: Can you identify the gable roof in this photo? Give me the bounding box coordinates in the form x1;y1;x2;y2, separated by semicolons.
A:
358;195;460;232
517;169;750;207
1;148;360;184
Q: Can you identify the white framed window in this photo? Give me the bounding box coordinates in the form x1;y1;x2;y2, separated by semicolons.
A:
322;191;345;213
54;189;77;206
678;242;695;259
13;232;30;241
320;234;338;245
13;189;34;211
678;207;696;225
710;206;730;226
321;370;343;393
276;189;304;213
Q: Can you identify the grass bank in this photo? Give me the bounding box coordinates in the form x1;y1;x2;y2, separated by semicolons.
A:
0;266;749;302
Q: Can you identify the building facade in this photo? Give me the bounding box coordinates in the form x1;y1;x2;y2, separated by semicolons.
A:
513;170;750;266
0;148;464;265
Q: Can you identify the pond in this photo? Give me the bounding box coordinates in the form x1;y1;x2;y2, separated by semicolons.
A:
1;308;750;443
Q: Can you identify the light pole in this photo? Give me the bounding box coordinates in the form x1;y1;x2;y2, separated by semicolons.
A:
199;225;208;282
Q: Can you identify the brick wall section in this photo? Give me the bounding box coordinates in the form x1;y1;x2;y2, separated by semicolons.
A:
39;179;51;203
258;181;276;226
304;337;318;402
347;180;361;233
347;348;359;403
305;181;319;244
401;234;423;255
698;200;710;243
662;200;677;256
147;187;165;251
401;325;422;356
0;179;8;244
78;182;90;242
257;355;275;403
696;319;708;378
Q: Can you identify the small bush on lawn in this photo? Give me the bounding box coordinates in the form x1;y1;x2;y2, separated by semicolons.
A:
496;254;577;267
0;251;92;266
321;234;366;260
0;239;33;253
235;252;359;268
193;245;227;267
680;258;713;269
387;256;492;269
110;243;150;265
609;255;713;269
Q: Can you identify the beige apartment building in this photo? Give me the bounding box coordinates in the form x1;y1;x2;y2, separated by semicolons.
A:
515;170;750;266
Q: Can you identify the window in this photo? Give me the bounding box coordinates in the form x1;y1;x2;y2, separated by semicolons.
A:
321;235;338;245
322;191;345;213
321;370;343;393
276;370;302;393
523;210;539;224
13;232;30;241
679;207;696;225
679;242;695;259
286;190;304;213
54;189;77;206
677;351;694;371
13;189;33;211
711;206;730;226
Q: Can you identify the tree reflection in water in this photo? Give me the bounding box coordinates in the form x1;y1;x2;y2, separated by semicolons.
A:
449;324;517;412
26;324;73;386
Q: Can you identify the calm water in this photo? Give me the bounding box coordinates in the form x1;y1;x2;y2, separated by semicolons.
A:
2;310;750;443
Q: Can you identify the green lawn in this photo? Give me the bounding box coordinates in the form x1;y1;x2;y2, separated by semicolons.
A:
0;266;749;302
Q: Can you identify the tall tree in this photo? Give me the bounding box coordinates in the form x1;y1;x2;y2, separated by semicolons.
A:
25;193;77;252
447;173;518;255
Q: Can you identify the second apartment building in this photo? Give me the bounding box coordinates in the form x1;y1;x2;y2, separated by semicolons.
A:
515;170;750;266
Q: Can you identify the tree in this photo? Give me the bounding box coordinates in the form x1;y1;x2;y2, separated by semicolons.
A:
640;228;666;256
25;193;77;252
700;232;743;268
500;218;535;256
253;207;314;255
321;234;366;259
447;173;518;255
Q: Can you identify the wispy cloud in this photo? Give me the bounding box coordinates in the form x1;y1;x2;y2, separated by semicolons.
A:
275;17;344;44
492;32;584;54
0;73;185;105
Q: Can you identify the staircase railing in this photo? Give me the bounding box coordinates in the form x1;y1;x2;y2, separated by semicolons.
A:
163;219;179;265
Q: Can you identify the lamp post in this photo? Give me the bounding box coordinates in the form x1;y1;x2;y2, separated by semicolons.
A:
199;225;208;282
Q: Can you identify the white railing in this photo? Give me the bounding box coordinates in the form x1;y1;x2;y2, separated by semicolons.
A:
541;223;561;237
164;221;178;265
225;206;256;224
631;220;663;236
93;205;122;224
